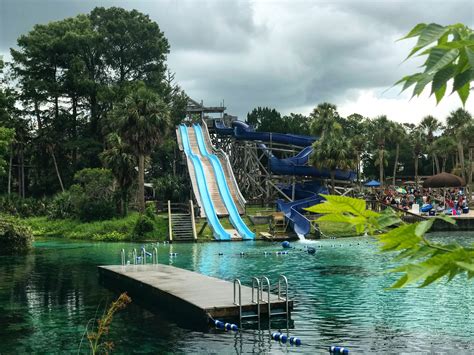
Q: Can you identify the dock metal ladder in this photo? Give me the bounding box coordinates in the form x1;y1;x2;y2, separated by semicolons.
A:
233;275;289;325
120;247;159;266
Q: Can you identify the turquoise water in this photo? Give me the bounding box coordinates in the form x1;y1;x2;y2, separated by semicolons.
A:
1;233;474;353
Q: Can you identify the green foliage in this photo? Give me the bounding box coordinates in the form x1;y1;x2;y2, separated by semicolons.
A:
0;216;34;255
396;23;474;105
246;107;311;135
307;195;474;288
152;174;188;202
0;127;14;175
0;194;49;217
48;191;75;219
25;212;168;241
132;214;155;241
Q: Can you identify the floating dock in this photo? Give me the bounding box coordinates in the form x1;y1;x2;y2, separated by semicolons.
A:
98;264;293;327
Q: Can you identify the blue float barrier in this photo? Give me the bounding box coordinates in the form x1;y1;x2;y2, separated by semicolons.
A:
169;253;178;257
214;320;237;331
289;336;301;346
330;346;349;354
307;247;316;254
281;241;291;248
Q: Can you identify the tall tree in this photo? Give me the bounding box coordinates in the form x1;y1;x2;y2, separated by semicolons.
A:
432;135;457;173
246;107;283;133
370;115;392;185
111;85;170;213
100;133;137;216
410;129;425;186
309;102;340;138
419;115;442;174
310;123;354;194
446;108;472;180
390;122;406;185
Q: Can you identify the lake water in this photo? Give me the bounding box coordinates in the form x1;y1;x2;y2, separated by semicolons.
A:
1;233;473;353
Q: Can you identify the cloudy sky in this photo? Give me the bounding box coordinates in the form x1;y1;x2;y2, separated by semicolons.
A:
1;0;473;123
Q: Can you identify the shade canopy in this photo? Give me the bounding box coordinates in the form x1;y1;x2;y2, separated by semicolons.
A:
364;179;381;187
422;172;465;188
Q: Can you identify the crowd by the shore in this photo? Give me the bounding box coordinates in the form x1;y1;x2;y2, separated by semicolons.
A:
365;186;469;215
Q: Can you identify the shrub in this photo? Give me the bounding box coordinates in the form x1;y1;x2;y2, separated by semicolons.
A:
48;191;75;219
0;194;50;217
0;217;34;255
92;231;127;242
132;215;154;240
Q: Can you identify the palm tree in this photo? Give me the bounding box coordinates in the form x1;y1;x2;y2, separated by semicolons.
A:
432;135;457;173
390;122;406;186
100;133;137;216
419;115;442;174
446;108;472;181
112;86;170;213
309;102;340;138
370;115;391;186
410;129;424;186
310;124;354;194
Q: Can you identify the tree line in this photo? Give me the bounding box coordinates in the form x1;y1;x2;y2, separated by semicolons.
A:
0;7;188;217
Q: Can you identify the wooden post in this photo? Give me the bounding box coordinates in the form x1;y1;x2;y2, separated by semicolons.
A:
190;200;198;241
168;200;173;242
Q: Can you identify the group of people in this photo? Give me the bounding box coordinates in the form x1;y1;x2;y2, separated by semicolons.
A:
365;186;469;215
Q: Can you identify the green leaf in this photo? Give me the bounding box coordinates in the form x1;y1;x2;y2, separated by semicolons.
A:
423;48;459;74
317;213;366;226
399;23;427;40
434;83;447;104
434;214;456;225
306;194;367;216
466;46;474;68
378;224;421;251
456;261;474;272
457;81;470;106
452;69;473;91
412;73;434;97
415;219;435;237
431;64;456;95
406;23;447;58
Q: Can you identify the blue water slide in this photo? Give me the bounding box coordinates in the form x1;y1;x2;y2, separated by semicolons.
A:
276;183;328;236
178;125;230;240
193;124;255;240
227;120;356;180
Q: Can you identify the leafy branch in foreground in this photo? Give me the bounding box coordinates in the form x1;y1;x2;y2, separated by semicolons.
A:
395;23;474;105
82;292;132;354
306;195;474;288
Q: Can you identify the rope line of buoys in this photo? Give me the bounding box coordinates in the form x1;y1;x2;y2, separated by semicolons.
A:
330;345;350;354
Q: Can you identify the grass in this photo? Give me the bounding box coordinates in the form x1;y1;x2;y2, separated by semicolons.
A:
24;212;168;242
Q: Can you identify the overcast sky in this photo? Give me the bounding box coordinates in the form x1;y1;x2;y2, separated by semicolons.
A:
1;0;473;123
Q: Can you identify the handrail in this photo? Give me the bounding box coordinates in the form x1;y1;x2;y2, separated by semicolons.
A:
251;277;261;323
260;276;271;317
202;119;247;209
152;247;158;264
189;200;198;241
120;249;125;266
168;200;173;242
278;275;289;321
141;247;146;265
132;248;137;265
233;279;242;324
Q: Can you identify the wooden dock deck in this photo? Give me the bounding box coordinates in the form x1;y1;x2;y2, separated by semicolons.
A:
98;264;292;326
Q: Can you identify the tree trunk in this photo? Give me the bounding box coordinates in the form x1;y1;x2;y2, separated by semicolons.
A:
392;144;399;186
414;155;419;186
458;143;466;180
138;154;145;213
356;152;361;190
434;154;440;174
50;145;65;192
20;147;25;198
441;157;446;173
7;144;13;195
330;171;336;195
379;148;384;186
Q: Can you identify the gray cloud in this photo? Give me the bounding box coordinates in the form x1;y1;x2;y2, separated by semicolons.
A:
1;0;473;119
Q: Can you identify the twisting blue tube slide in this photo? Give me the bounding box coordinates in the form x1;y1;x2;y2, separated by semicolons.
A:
193;124;255;240
178;125;230;240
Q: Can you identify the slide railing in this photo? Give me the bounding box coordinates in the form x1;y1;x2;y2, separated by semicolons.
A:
178;125;230;240
201;119;247;212
194;124;254;239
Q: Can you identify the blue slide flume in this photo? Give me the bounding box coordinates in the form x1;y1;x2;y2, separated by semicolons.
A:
193;124;255;240
178;125;231;240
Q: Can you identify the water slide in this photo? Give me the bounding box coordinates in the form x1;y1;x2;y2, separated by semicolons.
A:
215;120;356;180
214;120;355;236
178;125;231;240
193;124;254;240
